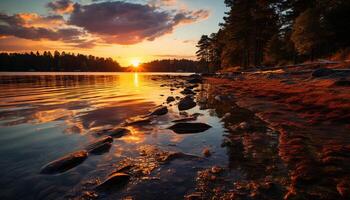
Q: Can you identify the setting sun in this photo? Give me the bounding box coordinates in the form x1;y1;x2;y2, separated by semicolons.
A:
131;59;140;68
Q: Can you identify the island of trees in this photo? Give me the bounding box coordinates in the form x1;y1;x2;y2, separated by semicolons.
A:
196;0;350;72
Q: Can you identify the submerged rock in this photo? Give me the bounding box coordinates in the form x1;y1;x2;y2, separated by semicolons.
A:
107;127;131;138
149;106;168;116
85;136;113;154
40;150;88;174
96;172;130;190
178;96;196;111
168;123;211;134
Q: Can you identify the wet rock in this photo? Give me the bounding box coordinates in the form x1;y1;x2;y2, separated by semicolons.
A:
85;136;113;153
186;84;199;90
178;96;196;111
166;96;176;103
312;68;335;77
107;127;131;138
96;172;130;190
210;166;222;174
168;123;211;134
181;88;196;95
40;150;88;174
89;142;112;154
149;106;168;116
202;148;211;157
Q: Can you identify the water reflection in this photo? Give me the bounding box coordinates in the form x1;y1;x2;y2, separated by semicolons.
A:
1;73;229;200
134;72;139;87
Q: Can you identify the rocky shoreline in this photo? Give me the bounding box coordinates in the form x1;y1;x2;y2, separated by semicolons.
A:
38;69;349;200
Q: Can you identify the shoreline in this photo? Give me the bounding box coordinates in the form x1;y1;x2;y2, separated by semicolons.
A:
198;69;350;199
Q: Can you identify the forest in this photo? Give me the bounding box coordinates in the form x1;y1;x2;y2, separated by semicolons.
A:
0;52;201;72
0;51;122;72
196;0;350;72
139;59;201;72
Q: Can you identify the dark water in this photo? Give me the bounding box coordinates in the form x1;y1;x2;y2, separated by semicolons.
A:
0;73;232;200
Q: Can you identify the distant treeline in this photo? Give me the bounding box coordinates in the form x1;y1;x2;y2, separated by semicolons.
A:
140;59;202;72
0;51;122;72
197;0;350;71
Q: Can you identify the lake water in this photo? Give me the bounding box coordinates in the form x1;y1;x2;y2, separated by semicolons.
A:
0;72;233;200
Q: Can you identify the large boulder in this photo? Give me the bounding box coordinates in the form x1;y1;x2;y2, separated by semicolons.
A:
178;96;196;111
168;123;212;134
40;150;88;174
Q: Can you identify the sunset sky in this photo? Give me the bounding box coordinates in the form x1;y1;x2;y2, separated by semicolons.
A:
0;0;226;66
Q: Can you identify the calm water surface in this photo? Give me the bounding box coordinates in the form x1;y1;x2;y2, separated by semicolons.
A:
0;72;230;200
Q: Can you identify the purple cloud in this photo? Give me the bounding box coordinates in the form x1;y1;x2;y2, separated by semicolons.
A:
69;1;209;45
0;12;94;47
47;0;74;14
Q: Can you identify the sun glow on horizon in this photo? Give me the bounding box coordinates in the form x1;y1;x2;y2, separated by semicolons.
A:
131;59;141;68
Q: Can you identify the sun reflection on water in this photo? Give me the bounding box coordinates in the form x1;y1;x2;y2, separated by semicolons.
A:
134;72;139;87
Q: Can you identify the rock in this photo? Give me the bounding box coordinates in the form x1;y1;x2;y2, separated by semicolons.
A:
40;150;88;174
186;84;199;90
312;68;335;77
181;88;196;95
96;172;130;190
85;136;113;154
202;148;211;157
178;96;196;111
210;166;222;174
166;96;175;103
107;127;131;138
89;142;112;154
168;123;211;134
149;106;168;116
188;74;203;84
222;113;231;120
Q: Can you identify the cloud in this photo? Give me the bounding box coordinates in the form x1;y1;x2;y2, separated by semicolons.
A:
69;1;209;45
148;0;177;7
0;12;94;47
1;1;210;47
47;0;74;14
